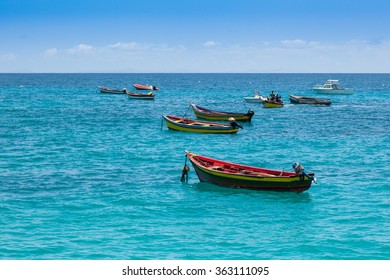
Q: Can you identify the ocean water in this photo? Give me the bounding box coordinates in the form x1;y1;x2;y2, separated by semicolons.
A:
0;73;389;260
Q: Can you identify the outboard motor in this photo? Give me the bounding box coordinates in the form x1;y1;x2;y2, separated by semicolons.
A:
245;109;255;121
292;162;304;176
229;117;243;129
292;162;316;183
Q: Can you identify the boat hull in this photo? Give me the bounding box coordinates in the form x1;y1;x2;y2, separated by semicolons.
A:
186;152;313;192
244;95;267;103
163;115;238;134
313;88;353;95
263;100;284;108
98;86;127;94
133;84;159;90
289;94;331;105
127;92;155;100
244;97;263;103
191;104;254;122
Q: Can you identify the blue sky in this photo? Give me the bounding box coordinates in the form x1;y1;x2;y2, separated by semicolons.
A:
1;0;389;72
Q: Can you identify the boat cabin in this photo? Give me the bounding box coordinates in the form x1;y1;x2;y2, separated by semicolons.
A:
322;80;341;90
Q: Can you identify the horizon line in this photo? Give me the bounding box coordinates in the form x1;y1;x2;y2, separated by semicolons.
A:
1;72;389;74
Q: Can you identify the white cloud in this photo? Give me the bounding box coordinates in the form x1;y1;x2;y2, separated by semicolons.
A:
107;42;139;50
7;39;389;73
43;48;58;57
280;39;306;47
203;40;217;47
67;44;94;54
0;53;16;62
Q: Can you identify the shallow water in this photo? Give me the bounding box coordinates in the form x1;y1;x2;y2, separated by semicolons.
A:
0;73;389;259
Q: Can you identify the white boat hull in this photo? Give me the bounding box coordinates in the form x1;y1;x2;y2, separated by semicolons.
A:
313;79;353;94
313;88;353;94
244;97;263;103
244;95;267;103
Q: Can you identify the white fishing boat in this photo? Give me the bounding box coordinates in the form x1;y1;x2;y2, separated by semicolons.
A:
244;92;267;103
313;79;353;94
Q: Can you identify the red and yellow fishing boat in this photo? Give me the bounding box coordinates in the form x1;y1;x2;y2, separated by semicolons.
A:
163;115;242;134
133;83;159;90
184;151;316;192
190;103;254;122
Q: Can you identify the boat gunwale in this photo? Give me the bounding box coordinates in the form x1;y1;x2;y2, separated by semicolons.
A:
190;104;254;121
187;152;299;180
164;115;234;128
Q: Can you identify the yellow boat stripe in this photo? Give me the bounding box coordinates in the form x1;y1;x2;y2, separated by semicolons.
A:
195;163;302;182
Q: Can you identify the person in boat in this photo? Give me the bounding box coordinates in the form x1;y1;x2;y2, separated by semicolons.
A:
122;88;127;93
228;117;243;129
269;91;275;101
275;92;281;102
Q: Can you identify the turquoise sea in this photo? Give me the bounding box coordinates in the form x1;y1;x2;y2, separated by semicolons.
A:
0;73;389;260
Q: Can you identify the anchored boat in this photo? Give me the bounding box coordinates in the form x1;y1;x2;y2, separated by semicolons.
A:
313;79;353;94
289;94;331;105
127;92;155;100
190;103;254;122
98;86;127;94
184;151;316;192
133;83;159;90
162;115;242;134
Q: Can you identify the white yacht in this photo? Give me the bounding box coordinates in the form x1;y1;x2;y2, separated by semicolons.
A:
313;79;353;94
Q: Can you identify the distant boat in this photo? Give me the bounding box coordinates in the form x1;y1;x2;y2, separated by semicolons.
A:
184;151;316;192
133;84;159;90
98;86;127;94
313;79;353;94
244;93;266;103
190;103;254;122
244;92;284;108
127;92;155;100
262;98;284;108
262;92;284;108
162;115;242;134
289;94;331;105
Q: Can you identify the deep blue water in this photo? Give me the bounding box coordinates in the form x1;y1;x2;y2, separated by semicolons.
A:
0;73;389;260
